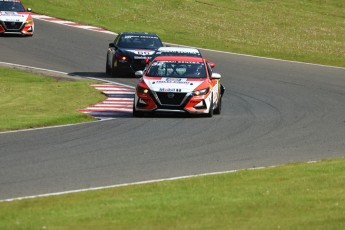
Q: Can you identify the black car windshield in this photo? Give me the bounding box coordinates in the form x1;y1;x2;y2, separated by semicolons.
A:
146;61;207;78
118;35;162;49
0;1;26;12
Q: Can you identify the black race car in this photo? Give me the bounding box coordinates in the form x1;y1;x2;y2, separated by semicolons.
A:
106;32;163;77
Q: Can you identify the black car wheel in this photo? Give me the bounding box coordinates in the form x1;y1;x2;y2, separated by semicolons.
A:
106;57;111;75
133;103;144;117
111;59;119;77
214;96;222;115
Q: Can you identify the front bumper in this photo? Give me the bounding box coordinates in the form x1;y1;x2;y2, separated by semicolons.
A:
134;90;212;115
0;21;34;35
115;58;148;75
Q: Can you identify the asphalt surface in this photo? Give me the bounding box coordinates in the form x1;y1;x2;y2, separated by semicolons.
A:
1;20;345;200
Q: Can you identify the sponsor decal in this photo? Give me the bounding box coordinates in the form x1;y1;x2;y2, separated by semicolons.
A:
154;61;201;64
154;78;192;85
0;12;20;16
156;50;199;55
134;56;148;60
123;35;160;40
159;88;182;92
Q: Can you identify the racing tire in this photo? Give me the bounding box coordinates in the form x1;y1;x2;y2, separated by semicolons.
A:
214;96;222;115
106;57;111;75
133;104;144;117
111;59;120;77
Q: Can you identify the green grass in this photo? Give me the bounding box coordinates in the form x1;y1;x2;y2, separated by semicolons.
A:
2;2;344;229
1;158;345;229
0;67;105;131
22;0;345;67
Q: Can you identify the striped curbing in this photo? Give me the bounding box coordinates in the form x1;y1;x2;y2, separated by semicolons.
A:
79;83;135;119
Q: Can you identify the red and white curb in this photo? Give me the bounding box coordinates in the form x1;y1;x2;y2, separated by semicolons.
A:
79;83;135;119
32;14;116;35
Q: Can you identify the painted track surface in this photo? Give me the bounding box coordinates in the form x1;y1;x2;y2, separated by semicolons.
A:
1;20;345;200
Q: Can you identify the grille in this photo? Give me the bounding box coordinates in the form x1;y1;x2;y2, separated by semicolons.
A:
156;92;187;106
4;21;23;30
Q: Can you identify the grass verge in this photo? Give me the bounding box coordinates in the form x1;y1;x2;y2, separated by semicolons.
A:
1;158;345;229
0;67;105;132
22;0;345;67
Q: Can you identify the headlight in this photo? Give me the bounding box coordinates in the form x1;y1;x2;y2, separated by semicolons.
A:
26;19;33;24
137;85;150;94
193;88;209;96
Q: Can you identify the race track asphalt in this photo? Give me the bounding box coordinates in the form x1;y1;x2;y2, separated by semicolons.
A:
1;20;345;200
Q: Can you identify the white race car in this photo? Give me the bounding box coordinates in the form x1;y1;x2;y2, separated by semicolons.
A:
0;0;34;36
133;55;223;117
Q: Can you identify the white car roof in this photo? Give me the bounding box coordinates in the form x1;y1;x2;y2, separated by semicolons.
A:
157;47;200;54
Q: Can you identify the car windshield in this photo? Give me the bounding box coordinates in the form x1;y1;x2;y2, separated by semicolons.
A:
0;1;26;12
146;61;207;78
118;35;162;49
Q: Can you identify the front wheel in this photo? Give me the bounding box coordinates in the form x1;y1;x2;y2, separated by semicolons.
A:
214;96;222;115
106;57;111;75
110;58;121;77
133;104;144;117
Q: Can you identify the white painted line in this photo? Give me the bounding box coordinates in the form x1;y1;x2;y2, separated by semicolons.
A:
103;92;134;95
106;97;134;100
87;77;135;89
92;104;133;108
0;169;249;202
0;160;321;203
81;107;132;112
94;87;133;91
0;61;70;75
101;101;133;105
0;120;100;135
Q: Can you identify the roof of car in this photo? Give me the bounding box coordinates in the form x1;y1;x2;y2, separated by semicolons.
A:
157;47;200;53
119;32;159;37
153;56;204;62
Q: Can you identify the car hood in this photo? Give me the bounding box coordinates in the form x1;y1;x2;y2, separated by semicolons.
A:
0;11;29;22
120;48;156;60
143;77;205;93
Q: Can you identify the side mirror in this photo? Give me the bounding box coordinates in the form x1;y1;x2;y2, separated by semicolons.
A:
211;73;221;79
27;8;32;12
209;62;216;68
135;70;144;77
